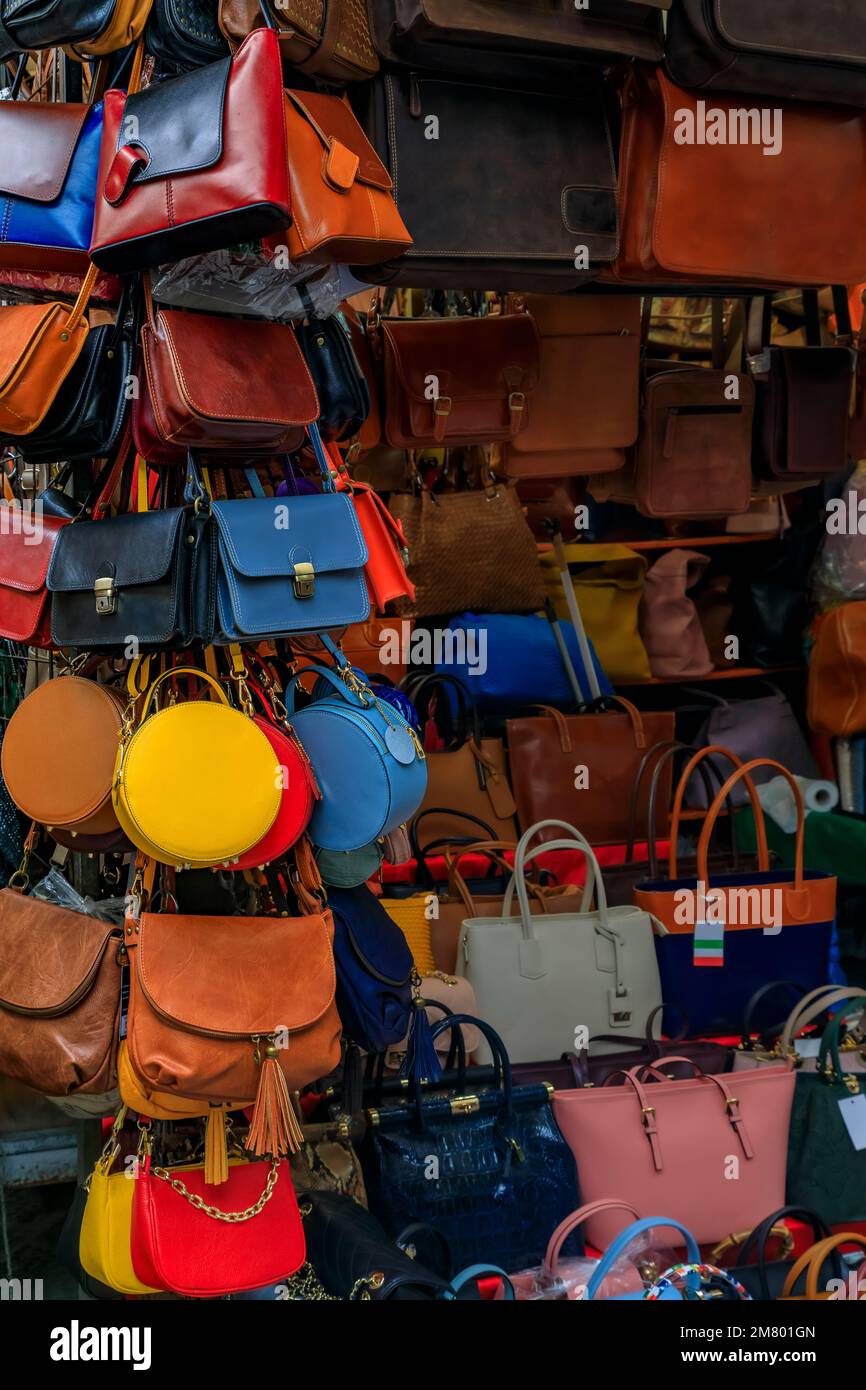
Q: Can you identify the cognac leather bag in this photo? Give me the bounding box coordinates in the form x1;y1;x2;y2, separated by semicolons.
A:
90;27;292;272
503;295;641;478
615;66;866;288
0;0;151;58
219;0;379;81
0;889;121;1096
808;604;866;737
0;265;95;436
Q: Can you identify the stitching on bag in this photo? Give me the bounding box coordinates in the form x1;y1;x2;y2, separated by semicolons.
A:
217;531;368;632
159;313;312;426
213;495;365;574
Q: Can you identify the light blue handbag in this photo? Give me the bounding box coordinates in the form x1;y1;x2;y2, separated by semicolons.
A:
286;640;427;852
586;1216;701;1301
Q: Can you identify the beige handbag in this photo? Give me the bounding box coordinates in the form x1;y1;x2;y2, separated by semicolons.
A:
734;985;866;1074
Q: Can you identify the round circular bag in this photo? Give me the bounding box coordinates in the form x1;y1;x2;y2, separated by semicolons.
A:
112;668;281;868
2;675;126;835
228;713;317;871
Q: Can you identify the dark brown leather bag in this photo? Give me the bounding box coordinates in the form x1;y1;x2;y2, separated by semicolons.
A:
219;0;379;80
667;0;866;108
0;889;121;1096
505;699;675;848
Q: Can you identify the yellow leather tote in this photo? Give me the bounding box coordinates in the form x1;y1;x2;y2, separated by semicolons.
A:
79;1114;161;1296
112;666;281;868
118;1040;214;1121
541;543;651;683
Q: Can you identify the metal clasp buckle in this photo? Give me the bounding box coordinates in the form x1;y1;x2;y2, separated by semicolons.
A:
291;561;315;599
94;575;117;615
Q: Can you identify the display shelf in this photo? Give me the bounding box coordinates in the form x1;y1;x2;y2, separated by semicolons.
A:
619;665;804;686
623;533;781;552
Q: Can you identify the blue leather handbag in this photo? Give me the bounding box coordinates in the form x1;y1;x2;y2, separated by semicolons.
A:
360;1014;581;1274
435;611;612;713
586;1216;700;1301
0;98;103;275
328;884;413;1054
286;652;427;852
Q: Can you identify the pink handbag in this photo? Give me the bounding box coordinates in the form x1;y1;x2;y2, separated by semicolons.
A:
638;549;713;680
552;1058;795;1248
508;1200;642;1300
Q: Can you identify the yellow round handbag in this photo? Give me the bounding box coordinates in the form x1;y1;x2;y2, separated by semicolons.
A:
79;1114;161;1297
112;667;282;869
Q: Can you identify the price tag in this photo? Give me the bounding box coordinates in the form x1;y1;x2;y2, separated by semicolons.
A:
838;1093;866;1151
693;920;724;968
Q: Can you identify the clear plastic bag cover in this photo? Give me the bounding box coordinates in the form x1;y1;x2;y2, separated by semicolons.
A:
30;867;127;924
150;243;344;321
813;462;866;608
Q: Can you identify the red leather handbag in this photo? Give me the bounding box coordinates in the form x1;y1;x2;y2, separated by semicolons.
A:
89;26;292;273
131;1154;305;1297
318;431;415;609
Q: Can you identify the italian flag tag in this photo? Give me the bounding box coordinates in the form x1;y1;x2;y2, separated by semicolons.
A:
694;919;725;968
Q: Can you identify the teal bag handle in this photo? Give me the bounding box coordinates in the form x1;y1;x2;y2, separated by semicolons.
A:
443;1266;515;1301
587;1217;701;1300
283;663;368;714
818;994;866;1083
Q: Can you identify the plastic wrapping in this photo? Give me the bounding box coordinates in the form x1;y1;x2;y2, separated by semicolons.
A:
507;1234;680;1301
0;267;121;305
30;867;127;925
150;242;345;321
812;462;866;608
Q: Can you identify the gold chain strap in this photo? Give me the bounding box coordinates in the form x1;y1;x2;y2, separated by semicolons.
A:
277;1264;384;1301
151;1159;279;1222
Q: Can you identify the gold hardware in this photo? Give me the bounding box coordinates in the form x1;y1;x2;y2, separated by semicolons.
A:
94;575;117;616
151;1157;280;1223
641;1106;656;1128
845;1075;861;1096
60;332;69;342
291;561;315;599
544;1082;554;1100
450;1094;480;1116
366;1108;380;1127
725;1097;740;1113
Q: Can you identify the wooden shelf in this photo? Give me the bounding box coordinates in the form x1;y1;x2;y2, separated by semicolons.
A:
624;533;781;552
618;665;804;686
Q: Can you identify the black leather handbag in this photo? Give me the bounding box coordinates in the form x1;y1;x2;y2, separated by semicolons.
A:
297;316;370;444
360;1014;580;1273
351;72;618;290
16;283;134;466
145;0;229;72
0;0;144;58
729;1206;844;1301
298;1191;451;1301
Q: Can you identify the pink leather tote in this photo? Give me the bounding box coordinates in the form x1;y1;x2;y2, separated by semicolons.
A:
553;1057;795;1248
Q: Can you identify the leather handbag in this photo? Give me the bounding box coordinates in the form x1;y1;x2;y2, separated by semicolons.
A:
285;656;427;852
748;292;854;481
808;604;866;736
614;66;866;288
361;1014;580;1273
146;0;230;71
297;316;370;444
503;295;641;479
540;544;652;683
731;981;824;1074
113;666;281;868
0;888;121;1096
289;1110;367;1207
329;884;413;1054
335;302;382;458
367;0;668;78
724;1206;841;1302
687;686;819;807
218;0;379;81
635;754;837;1037
588;1214;704;1300
405;675;517;849
0;265;96;436
460;821;663;1065
118;1040;215;1119
666;0;866;108
131;1154;305;1297
639;550;713;679
506;699;675;847
0;91;103;276
389;486;544;619
0;510;68;647
340;619;411;681
353;72;618;290
553;1057;796;1248
90;27;292;273
2;674;127;839
781;1233;866;1301
81;1143;162;1297
572;1005;734;1089
281;89;411;267
0;0;151;58
56;1182;123;1301
297;1192;453;1301
380;314;539;449
125;897;342;1153
140;289;318;454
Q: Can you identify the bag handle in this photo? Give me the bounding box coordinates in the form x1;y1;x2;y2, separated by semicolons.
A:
668;744;769;879
587;1216;702;1301
444;1266;515;1301
408;809;497;889
137;665;230;721
423;1014;513;1129
444;840;584;918
818;997;866;1083
696;759;803;891
733;1206;833;1302
405;672;480;749
283;663;368;714
600;1065;757;1173
644;744;735;879
739;980;808;1054
544;1201;641;1277
508;821;604;933
782;1233;866;1301
780;985;866;1056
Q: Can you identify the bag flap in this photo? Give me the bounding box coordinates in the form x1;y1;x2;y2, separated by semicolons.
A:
713;0;866;66
0;302;62;394
137;910;336;1035
47;509;184;593
212;495;366;578
383;315;540;403
0;889;115;1016
285;90;393;192
508;293;641;339
113;56;231;187
331;888;414;987
0;512;66;592
0;101;90;201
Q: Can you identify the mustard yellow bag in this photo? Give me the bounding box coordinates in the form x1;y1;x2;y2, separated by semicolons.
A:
541;543;651;683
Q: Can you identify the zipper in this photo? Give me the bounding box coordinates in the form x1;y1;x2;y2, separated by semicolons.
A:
138;973;285;1045
0;932;119;1018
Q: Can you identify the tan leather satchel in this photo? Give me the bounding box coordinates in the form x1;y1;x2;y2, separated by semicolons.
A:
219;0;379;80
0;889;122;1096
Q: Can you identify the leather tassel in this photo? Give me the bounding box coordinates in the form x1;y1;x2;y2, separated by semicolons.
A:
204;1106;229;1186
400;999;442;1085
246;1039;303;1158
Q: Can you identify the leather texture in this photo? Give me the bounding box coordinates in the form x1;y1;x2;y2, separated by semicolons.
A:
118;1040;214;1118
382;314;540;448
80;1160;161;1296
297;317;370;443
126;907;341;1103
615;66;866;287
554;1060;795;1248
283;89;411;266
731;1205;841;1302
363;1014;580;1273
212;493;369;641
228;709;317;871
301;1192;451;1300
90;28;292;273
667;0;866;107
0;101;102;275
141;306;317;452
808;603;866;737
353;72;617;290
56;1183;123;1300
639;549;713;679
0;298;91;437
285;663;427;852
2;676;126;836
0;888;121;1096
751;346;853;481
0;511;67;647
461;824;663;1066
0;0;150;58
503;295;641;478
540;543;651;684
219;0;379;82
506;702;675;847
329;883;413;1053
571;1010;734;1089
146;0;230;71
131;1157;305;1296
